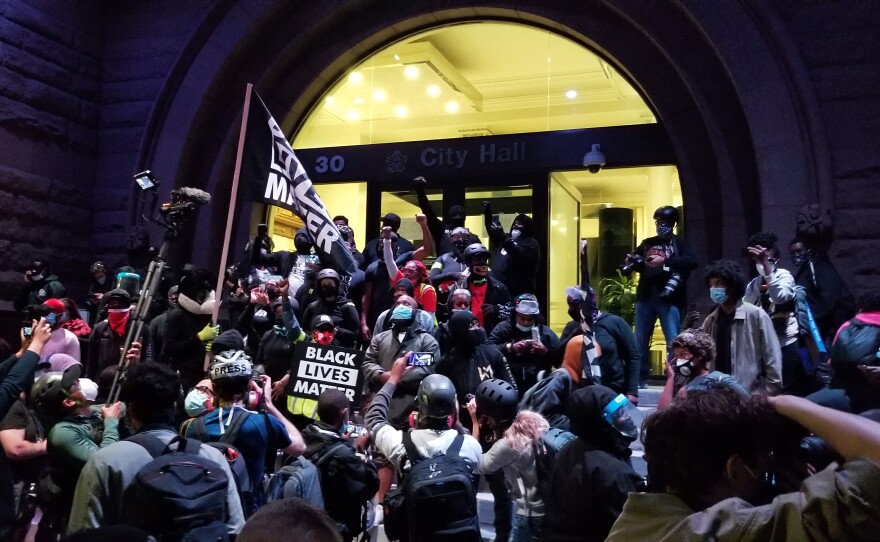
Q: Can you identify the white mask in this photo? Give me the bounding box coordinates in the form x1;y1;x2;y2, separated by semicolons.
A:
510;229;521;240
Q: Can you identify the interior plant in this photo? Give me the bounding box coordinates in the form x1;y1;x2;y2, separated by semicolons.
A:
598;270;638;327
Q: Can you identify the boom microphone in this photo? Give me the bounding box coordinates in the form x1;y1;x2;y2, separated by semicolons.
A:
173;187;212;205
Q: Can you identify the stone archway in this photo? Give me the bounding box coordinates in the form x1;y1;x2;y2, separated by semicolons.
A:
137;0;826;276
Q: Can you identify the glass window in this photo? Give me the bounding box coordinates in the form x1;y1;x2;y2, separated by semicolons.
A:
548;174;581;333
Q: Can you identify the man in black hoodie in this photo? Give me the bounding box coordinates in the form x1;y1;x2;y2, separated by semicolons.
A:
413;176;480;256
483;206;541;298
301;390;378;541
543;386;644;542
301;269;359;349
436;311;515;425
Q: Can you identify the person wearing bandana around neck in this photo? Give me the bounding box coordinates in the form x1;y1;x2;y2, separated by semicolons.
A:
86;289;152;381
622;206;698;389
658;328;749;409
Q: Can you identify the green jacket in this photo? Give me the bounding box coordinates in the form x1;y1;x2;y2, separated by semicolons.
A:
48;412;119;489
607;459;880;542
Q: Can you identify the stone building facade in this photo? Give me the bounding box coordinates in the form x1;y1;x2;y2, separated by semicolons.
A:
0;0;878;315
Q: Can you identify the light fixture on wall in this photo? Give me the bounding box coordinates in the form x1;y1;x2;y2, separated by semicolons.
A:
583;143;605;174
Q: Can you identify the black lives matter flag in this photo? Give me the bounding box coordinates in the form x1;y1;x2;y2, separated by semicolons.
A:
238;89;358;275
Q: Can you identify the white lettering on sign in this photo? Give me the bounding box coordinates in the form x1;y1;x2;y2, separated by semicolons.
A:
292;380;355;401
304;346;358;366
297;360;359;387
420;147;468;168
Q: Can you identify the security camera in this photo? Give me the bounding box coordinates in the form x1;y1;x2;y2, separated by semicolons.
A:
583;144;605;174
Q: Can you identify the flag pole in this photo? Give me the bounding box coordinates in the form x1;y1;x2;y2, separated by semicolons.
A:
209;83;253;352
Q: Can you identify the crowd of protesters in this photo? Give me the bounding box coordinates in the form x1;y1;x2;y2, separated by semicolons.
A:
1;179;878;542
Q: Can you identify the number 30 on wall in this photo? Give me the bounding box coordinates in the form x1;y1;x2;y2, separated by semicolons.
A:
314;155;345;173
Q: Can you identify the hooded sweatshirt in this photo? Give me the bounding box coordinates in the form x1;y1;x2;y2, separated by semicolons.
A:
492;214;541;298
435;311;515;403
543;386;643;542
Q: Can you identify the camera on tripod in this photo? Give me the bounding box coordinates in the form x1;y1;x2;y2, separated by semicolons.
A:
620;255;644;274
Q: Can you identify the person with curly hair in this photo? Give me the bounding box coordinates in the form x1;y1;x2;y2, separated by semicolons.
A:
702;260;783;394
659;328;748;408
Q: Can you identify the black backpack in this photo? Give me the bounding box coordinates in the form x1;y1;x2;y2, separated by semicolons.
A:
383;431;481;542
831;319;880;369
534;427;576;502
121;434;230;542
184;411;258;517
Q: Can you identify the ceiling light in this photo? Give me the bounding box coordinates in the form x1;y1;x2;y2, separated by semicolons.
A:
372;89;387;102
393;54;400;61
426;84;441;98
445;101;459;113
348;72;363;84
345;110;360;122
325;96;335;106
565;90;577;99
403;65;420;79
394;105;408;118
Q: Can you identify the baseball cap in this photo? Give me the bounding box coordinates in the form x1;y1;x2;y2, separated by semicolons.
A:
311;314;335;330
43;298;65;314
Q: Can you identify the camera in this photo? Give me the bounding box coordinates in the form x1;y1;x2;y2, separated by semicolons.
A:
407;352;433;367
620;255;644;274
583;144;606;174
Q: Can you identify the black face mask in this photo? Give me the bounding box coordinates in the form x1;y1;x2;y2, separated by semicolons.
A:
468;328;487;346
453;240;469;253
319;285;337;299
295;238;312;253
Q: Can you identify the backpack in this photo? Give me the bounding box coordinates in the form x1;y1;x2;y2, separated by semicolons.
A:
831;319;880;370
383;431;481;542
262;455;325;508
533;427;576;501
121;434;230;542
307;442;374;538
183;410;258;517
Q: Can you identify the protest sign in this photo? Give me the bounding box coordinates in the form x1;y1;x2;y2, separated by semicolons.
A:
286;342;365;407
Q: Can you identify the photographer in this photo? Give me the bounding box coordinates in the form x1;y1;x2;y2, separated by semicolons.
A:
623;206;697;388
182;349;305;514
608;389;880;541
0;318;51;540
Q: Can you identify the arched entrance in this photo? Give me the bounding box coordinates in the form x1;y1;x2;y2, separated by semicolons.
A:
134;1;827;309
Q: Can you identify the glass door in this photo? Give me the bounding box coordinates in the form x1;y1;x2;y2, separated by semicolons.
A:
548;173;581;333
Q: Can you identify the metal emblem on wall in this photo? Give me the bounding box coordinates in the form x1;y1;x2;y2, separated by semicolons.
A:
386;150;408;173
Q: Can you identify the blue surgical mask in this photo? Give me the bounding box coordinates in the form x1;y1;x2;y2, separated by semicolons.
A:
391;305;413;321
516;323;533;332
45;313;56;327
710;287;728;305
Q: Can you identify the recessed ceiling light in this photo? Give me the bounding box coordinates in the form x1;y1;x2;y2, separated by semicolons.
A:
345;110;360;121
372;89;387;102
393;54;400;61
394;105;408;118
403;65;420;79
445;101;459;113
325;96;335;106
348;72;363;84
565;90;577;99
426;84;441;98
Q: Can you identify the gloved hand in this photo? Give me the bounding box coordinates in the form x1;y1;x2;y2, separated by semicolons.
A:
197;324;220;342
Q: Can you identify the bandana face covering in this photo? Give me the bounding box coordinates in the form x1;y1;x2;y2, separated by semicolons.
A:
107;308;130;336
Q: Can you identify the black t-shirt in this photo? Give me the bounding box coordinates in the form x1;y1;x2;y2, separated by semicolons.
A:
714;309;735;375
0;401;46;481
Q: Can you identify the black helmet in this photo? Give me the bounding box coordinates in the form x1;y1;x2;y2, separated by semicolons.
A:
475;379;518;422
416;374;457;419
315;268;340;285
653;206;679;225
31;364;82;415
463;243;490;263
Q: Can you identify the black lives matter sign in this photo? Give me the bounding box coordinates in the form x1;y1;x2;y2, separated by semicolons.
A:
286;343;365;407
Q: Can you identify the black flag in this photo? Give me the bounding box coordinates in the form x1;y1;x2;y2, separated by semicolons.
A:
239;90;358;275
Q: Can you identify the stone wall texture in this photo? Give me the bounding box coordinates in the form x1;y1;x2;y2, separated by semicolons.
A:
0;0;877;316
